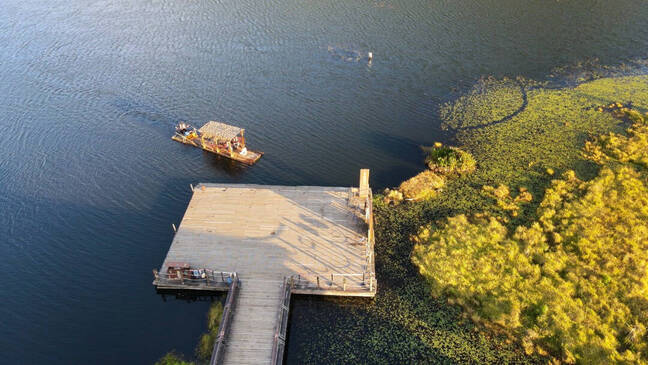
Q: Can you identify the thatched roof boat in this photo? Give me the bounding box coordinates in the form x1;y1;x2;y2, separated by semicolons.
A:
172;120;263;165
198;121;243;141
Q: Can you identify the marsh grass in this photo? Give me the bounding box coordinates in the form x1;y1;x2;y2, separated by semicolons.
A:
398;170;446;200
405;75;648;362
155;302;223;365
154;351;193;365
434;75;648;225
196;302;224;360
412;114;648;362
288;74;648;364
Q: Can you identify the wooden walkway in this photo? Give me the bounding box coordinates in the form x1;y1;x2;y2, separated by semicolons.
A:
222;278;284;364
154;176;375;364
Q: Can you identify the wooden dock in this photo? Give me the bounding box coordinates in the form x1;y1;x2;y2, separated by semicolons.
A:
154;171;375;364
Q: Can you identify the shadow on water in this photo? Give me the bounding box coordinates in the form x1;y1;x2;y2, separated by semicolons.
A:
0;179;219;364
155;289;226;303
363;131;441;188
200;151;250;177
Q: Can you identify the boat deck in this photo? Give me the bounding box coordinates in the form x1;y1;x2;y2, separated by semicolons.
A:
171;135;263;165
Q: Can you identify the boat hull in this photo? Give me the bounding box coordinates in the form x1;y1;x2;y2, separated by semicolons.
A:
171;134;263;165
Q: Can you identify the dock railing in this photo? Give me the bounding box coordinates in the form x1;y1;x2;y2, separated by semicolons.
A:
271;277;293;365
152;268;237;291
289;271;375;293
210;273;240;365
343;187;376;294
288;186;377;294
364;189;375;282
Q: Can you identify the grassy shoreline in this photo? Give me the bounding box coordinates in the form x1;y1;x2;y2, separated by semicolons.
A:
289;74;648;364
399;74;648;363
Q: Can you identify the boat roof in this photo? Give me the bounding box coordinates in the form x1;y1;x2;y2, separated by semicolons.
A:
199;121;243;140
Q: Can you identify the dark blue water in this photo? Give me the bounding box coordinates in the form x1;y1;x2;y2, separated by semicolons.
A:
1;0;648;363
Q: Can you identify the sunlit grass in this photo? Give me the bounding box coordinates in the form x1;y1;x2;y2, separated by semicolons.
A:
290;74;648;363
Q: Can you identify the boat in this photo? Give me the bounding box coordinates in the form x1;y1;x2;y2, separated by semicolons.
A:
172;120;263;165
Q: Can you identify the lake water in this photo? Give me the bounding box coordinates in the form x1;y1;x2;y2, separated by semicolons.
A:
1;0;647;363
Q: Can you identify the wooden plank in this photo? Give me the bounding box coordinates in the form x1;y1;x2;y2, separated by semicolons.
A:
158;184;373;290
221;278;283;365
154;181;376;364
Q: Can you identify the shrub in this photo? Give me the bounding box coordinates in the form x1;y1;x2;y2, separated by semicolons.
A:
412;114;648;363
382;188;404;204
399;170;445;201
424;146;476;175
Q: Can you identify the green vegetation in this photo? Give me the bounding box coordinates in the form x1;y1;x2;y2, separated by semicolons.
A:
289;73;648;365
398;170;446;201
441;77;528;130
387;145;475;203
155;302;223;365
154;351;193;365
424;145;477;175
413;162;648;362
408;78;648;363
196;302;224;360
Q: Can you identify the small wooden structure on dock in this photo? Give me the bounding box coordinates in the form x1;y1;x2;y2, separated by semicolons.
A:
153;170;375;364
172;121;263;165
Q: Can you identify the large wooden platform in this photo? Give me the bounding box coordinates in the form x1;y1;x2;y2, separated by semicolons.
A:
154;181;375;364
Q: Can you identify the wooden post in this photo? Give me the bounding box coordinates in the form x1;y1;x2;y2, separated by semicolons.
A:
221;272;225;281
370;277;373;292
359;169;370;200
343;277;346;291
317;276;320;288
171;224;176;232
241;130;245;147
190;184;194;191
